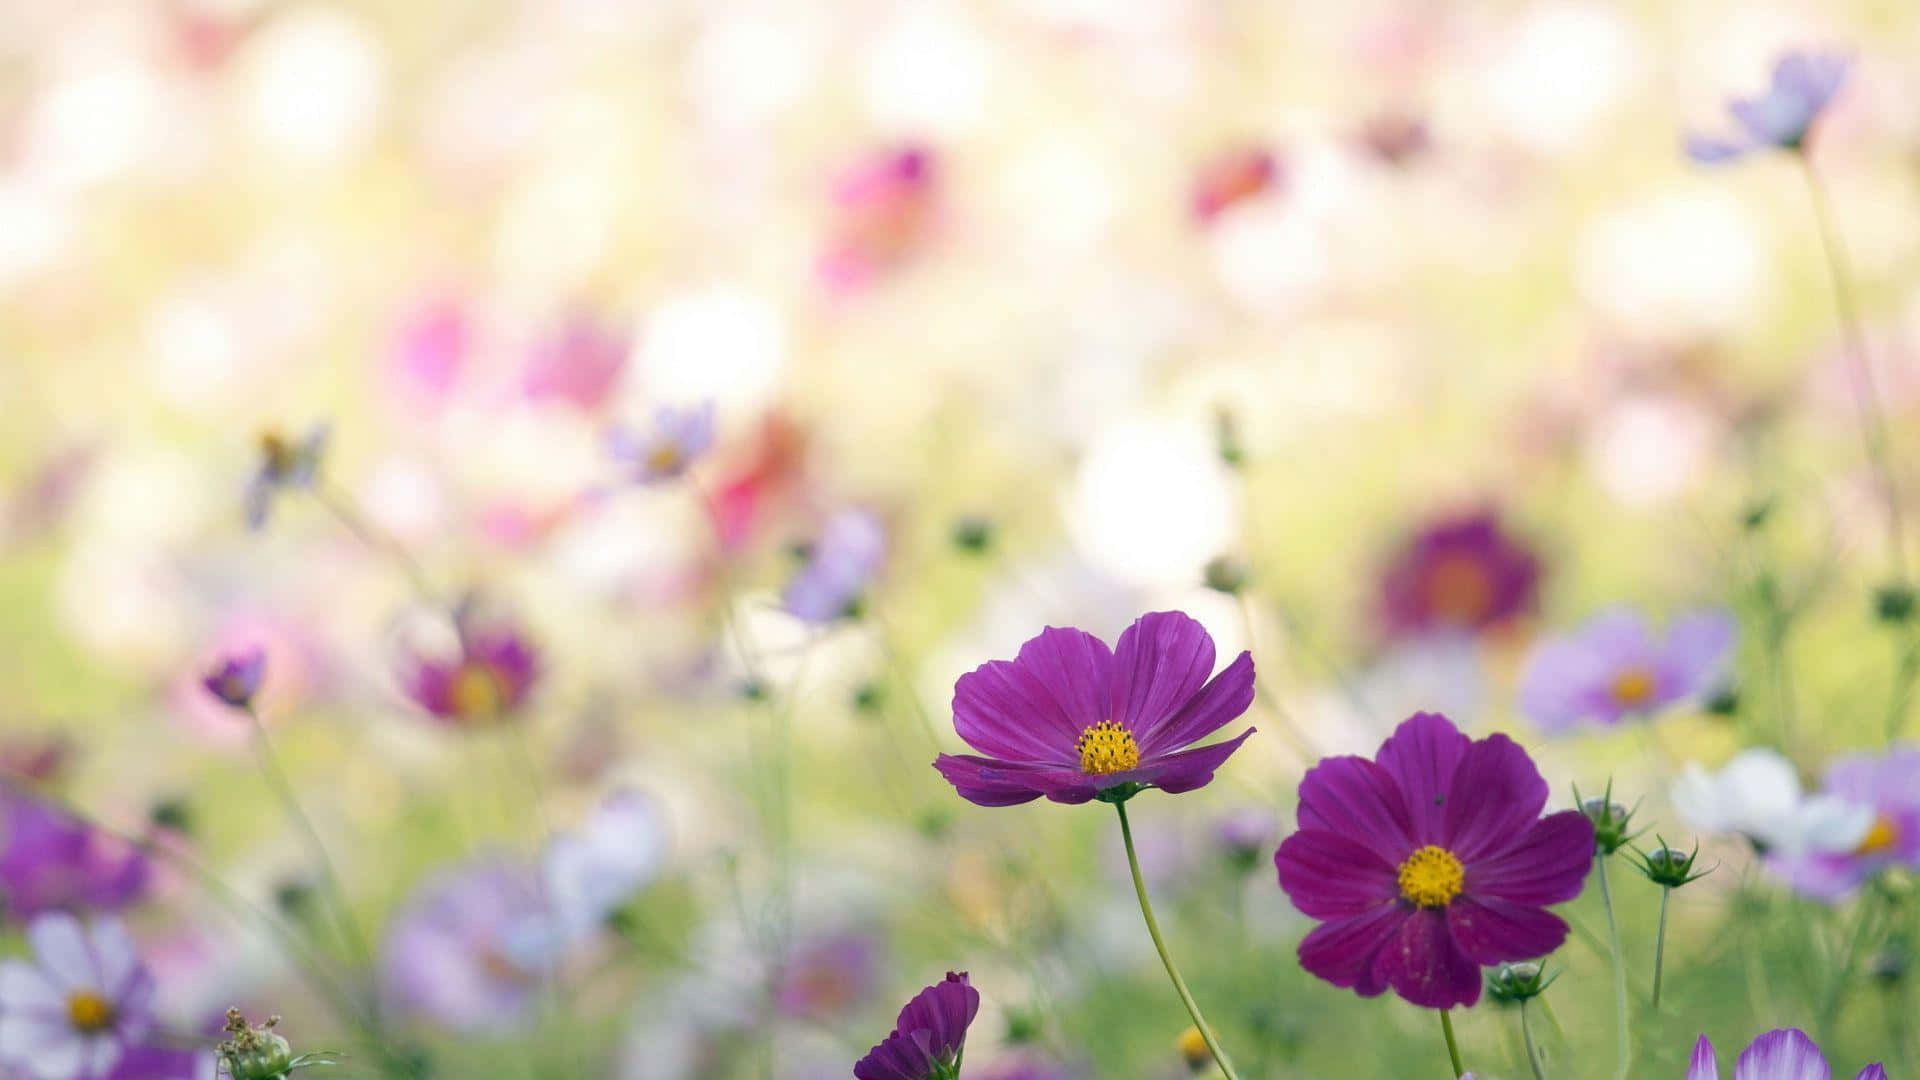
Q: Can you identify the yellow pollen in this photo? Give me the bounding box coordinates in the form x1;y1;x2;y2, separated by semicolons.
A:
449;662;505;719
1610;667;1656;708
646;444;682;474
66;991;114;1034
1076;720;1140;776
1423;555;1494;624
1857;815;1899;856
1397;845;1466;908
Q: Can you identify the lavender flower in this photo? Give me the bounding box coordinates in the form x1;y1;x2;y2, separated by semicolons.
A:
244;425;328;530
0;793;149;920
782;510;887;624
1770;747;1920;901
379;858;557;1033
1519;608;1736;732
0;913;155;1080
200;647;266;710
608;403;715;484
1688;1028;1885;1079
541;788;667;944
1688;52;1850;164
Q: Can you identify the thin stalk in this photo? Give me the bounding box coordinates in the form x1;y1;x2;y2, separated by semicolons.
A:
1597;853;1631;1079
1114;801;1240;1080
314;484;437;605
1818;894;1877;1041
1439;1009;1465;1078
1652;886;1672;1010
1520;1001;1547;1080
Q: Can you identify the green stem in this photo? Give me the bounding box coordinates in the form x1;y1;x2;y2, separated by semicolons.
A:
1652;886;1671;1010
1802;159;1907;582
1520;1001;1547;1080
1114;801;1240;1080
1597;853;1630;1079
1818;894;1877;1041
1439;1009;1465;1078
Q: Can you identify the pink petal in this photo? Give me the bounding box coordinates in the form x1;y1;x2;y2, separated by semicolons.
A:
1441;733;1549;862
1373;906;1483;1009
1444;895;1568;964
1297;755;1415;866
1375;713;1471;845
1109;611;1214;752
1275;829;1399;918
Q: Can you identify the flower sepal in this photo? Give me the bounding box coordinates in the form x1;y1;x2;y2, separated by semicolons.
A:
1094;782;1146;805
1573;780;1643;856
1629;837;1714;888
1486;961;1559;1005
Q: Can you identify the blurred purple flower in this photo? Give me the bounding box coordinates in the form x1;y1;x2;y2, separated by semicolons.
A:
819;146;938;293
399;606;539;727
1771;747;1920;901
934;611;1256;806
1518;609;1737;733
1215;808;1274;869
1191;146;1280;223
1688;1028;1885;1080
853;972;979;1080
1378;509;1540;638
975;1055;1083;1080
542;788;667;944
522;312;628;411
782;509;887;623
200;647;266;710
1687;51;1849;164
1273;713;1593;1010
244;425;328;530
0;913;155;1080
388;296;469;410
103;1045;214;1080
774;930;881;1021
0;792;150;920
380;858;557;1033
608;402;715;484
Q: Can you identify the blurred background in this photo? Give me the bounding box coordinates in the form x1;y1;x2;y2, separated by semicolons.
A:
3;0;1919;1077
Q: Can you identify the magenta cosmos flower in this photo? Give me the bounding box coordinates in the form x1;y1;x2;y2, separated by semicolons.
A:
1379;509;1540;638
853;972;979;1080
1273;712;1593;1009
1687;52;1849;164
200;647;266;710
1689;1028;1885;1080
398;604;539;727
1771;746;1920;901
1518;609;1736;733
933;611;1256;806
0;792;149;921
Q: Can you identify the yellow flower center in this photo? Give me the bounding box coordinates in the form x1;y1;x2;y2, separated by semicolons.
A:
66;991;114;1034
1076;720;1140;776
449;662;505;719
1423;555;1494;624
1856;814;1900;856
1175;1026;1212;1067
1610;667;1656;709
1397;845;1465;908
258;431;294;475
646;444;683;474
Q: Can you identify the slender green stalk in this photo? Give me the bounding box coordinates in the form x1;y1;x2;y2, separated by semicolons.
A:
1651;886;1672;1010
1597;853;1630;1079
1114;802;1240;1080
1520;1002;1547;1080
1818;895;1877;1041
1439;1009;1465;1078
314;484;437;605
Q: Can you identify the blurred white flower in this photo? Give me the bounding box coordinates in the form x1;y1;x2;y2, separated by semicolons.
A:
1577;188;1769;345
1581;394;1719;509
543;789;668;944
240;7;386;164
1672;748;1874;855
1478;4;1645;155
632;288;786;420
1064;417;1235;588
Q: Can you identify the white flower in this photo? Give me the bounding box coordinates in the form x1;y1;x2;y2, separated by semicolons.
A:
543;788;668;944
0;913;154;1080
1672;749;1873;855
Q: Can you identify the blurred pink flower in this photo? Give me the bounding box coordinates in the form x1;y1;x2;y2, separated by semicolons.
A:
1191;146;1281;223
818;146;939;292
522;312;629;411
388;297;471;411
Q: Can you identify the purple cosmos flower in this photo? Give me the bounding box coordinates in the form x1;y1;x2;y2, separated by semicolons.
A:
380;857;557;1033
399;605;540;727
0;913;155;1080
1273;712;1593;1010
853;972;979;1080
775;930;882;1020
934;611;1257;806
1192;146;1281;223
1215;808;1274;869
1688;1028;1886;1079
522;311;628;411
243;424;327;530
0;792;149;920
819;146;938;293
1379;509;1540;638
782;509;887;623
200;647;266;710
1687;52;1850;164
1770;747;1920;901
1518;609;1737;733
607;402;715;484
541;788;667;945
104;1045;214;1080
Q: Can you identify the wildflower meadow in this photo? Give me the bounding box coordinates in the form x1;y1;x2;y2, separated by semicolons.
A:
4;3;1920;1078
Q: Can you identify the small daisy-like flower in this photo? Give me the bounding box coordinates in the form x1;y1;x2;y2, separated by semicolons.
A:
1687;1028;1885;1079
933;611;1256;807
607;402;715;484
244;424;328;530
398;603;539;727
1770;747;1920;901
853;972;979;1080
1687;52;1850;164
0;913;155;1080
1191;146;1280;223
1378;509;1540;638
782;509;887;624
200;647;266;710
1273;712;1593;1010
1519;608;1736;733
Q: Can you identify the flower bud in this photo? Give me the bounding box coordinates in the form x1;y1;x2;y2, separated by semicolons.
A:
1203;555;1249;596
1573;781;1639;855
1631;840;1712;888
1486;961;1555;1004
949;515;994;555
